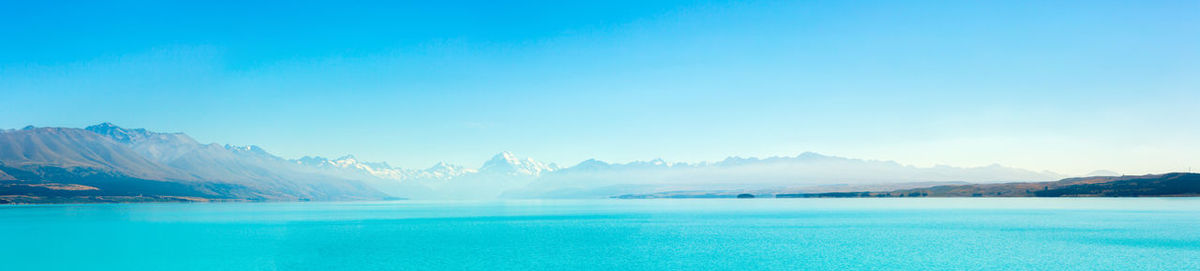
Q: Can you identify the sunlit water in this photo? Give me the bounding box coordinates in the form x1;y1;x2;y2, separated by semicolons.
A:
2;198;1198;270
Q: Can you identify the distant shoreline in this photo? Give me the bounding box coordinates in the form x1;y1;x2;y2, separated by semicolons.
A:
616;173;1200;199
6;173;1198;204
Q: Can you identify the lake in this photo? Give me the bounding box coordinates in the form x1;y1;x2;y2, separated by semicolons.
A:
1;198;1198;270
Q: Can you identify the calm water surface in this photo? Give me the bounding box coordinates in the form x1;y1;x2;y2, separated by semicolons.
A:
1;198;1198;270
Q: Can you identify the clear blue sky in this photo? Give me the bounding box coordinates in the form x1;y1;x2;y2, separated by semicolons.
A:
2;0;1197;175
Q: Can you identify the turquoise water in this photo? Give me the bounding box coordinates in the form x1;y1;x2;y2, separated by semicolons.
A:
2;199;1199;270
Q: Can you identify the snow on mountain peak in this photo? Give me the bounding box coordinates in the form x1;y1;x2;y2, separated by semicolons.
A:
295;156;332;167
480;152;557;176
86;123;154;144
489;151;519;163
290;154;479;181
224;144;266;153
416;162;477;180
85;123;197;147
637;158;672;167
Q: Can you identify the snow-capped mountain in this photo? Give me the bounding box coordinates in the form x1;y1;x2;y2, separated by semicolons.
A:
283;149;1065;199
2;123;1075;202
479;151;559;176
293;151;554;182
85;122;184;145
85;122;203;163
294;155;413;180
504;152;1066;198
284;151;557;199
2;124;386;201
225;145;286;162
415;162;478;180
293;155;479;181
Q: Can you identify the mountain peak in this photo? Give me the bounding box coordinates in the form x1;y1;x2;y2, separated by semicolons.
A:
411;161;475;180
85;122;130;132
797;151;824;157
91;122;118;129
489;151;518;162
480;152;556;176
567;159;612;172
225;144;271;155
84;122;167;144
627;158;673;168
295;156;331;167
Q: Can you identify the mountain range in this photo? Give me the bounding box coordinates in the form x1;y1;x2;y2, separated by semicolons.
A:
1;123;1080;203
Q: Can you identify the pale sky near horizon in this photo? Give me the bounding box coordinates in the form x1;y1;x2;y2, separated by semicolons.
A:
2;0;1197;175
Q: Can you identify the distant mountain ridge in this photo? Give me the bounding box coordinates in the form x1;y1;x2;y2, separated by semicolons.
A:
0;126;182;180
480;151;560;176
503;152;1065;198
1;124;384;203
1;123;1095;203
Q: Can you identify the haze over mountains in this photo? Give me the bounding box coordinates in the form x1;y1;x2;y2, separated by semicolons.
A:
1;123;1073;202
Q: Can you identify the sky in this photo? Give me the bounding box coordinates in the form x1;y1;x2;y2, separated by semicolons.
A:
1;0;1197;175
